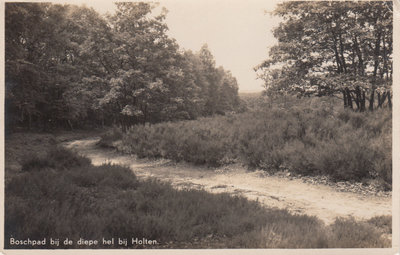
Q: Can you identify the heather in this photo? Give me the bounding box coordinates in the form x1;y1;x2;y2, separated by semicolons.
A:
107;96;391;188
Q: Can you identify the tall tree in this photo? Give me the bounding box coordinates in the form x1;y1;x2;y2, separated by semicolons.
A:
256;1;392;111
5;2;242;131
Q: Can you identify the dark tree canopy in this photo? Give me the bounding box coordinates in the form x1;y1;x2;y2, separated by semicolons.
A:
5;2;241;131
256;1;392;111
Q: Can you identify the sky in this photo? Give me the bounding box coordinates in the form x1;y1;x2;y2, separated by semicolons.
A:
71;0;283;92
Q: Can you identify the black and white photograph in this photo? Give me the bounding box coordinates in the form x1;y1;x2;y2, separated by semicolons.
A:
1;0;399;252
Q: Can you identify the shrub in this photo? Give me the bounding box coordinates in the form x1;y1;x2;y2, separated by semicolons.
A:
21;147;91;172
312;134;375;181
5;149;390;248
328;217;391;248
21;154;52;172
108;96;391;187
48;147;91;169
367;215;392;234
118;117;235;166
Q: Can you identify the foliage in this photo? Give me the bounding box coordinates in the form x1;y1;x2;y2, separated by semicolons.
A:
327;217;391;248
21;147;91;172
256;1;393;111
5;149;390;248
107;96;391;187
367;215;392;234
5;3;241;131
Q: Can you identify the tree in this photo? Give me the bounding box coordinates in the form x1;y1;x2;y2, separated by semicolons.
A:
5;2;242;131
99;3;187;128
5;3;72;129
256;1;392;111
5;3;111;129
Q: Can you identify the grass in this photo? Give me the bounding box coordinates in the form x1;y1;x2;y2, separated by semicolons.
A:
5;148;391;249
102;96;392;188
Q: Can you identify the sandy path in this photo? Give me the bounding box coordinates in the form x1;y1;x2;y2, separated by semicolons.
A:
65;137;391;225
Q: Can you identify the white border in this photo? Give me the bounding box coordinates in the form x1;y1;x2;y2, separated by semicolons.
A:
0;0;399;254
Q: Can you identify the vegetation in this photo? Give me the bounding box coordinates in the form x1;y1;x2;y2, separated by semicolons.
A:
6;2;392;188
8;2;392;132
104;96;391;188
257;1;392;111
5;148;390;249
5;2;241;132
4;2;393;249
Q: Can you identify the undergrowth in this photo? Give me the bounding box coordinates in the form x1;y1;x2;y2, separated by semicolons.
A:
103;96;391;188
5;148;390;249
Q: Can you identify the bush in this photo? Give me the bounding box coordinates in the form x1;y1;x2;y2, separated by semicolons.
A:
367;215;392;234
328;217;391;248
5;149;390;248
118;117;236;166
21;147;91;172
21;154;52;172
108;96;391;187
311;132;375;181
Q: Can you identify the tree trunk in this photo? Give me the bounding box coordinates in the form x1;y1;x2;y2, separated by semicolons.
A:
345;88;353;109
354;86;365;112
388;91;392;109
378;92;387;108
353;36;364;75
339;33;347;73
372;31;382;78
360;90;366;112
369;89;375;111
67;119;73;130
377;92;381;108
382;32;388;79
342;89;348;108
353;87;361;110
332;32;343;73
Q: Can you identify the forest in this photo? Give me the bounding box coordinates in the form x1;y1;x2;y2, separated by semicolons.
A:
5;2;241;131
5;2;392;130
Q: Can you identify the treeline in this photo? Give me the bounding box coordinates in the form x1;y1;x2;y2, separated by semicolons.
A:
257;1;392;111
5;3;241;131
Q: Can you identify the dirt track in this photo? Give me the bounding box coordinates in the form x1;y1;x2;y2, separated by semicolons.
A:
65;137;391;225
